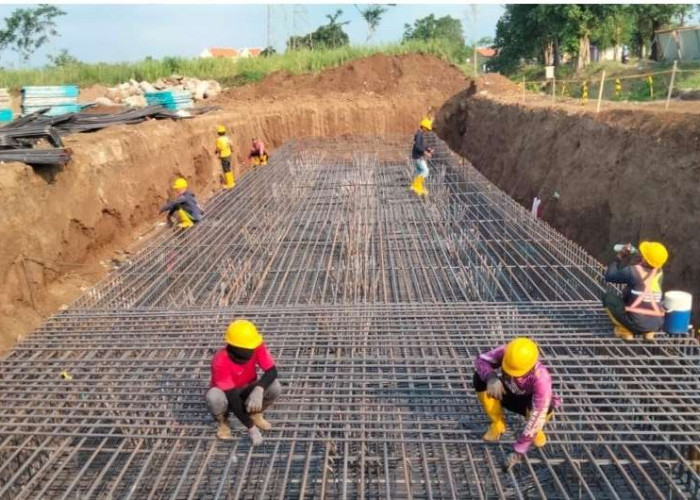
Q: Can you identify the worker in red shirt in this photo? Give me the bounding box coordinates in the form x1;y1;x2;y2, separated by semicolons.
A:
205;319;282;445
249;138;268;167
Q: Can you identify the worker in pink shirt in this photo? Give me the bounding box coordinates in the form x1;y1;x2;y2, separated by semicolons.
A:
206;319;281;446
473;337;560;469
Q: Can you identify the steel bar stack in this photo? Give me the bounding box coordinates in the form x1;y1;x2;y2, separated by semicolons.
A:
0;136;699;499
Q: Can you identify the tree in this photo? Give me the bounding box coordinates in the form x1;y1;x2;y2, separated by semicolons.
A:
260;46;277;57
47;49;79;67
403;14;464;47
287;9;350;50
355;4;390;42
0;5;65;63
630;5;690;60
476;36;494;47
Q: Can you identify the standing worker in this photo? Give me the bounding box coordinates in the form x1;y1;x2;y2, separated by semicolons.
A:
473;337;560;470
160;177;202;229
410;118;434;196
216;125;235;189
249;138;268;167
206;319;282;446
603;241;667;341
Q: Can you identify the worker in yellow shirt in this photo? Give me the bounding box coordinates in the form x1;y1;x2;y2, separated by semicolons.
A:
216;125;235;189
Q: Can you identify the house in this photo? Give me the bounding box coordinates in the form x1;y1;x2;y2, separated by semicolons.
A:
239;48;263;59
200;48;239;59
477;47;497;58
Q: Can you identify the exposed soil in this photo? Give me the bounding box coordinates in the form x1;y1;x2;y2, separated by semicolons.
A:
436;87;700;321
0;54;471;352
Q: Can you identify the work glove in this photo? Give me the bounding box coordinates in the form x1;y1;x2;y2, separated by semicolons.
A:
486;373;505;400
248;426;263;447
503;452;523;471
245;386;264;413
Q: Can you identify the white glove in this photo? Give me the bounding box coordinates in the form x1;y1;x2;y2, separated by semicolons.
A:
248;426;263;446
504;452;523;471
486;374;505;400
245;386;264;413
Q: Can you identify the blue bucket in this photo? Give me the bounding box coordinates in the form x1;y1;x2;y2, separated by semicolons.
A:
664;291;692;335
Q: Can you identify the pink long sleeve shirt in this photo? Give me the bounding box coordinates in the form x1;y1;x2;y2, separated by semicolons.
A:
475;345;561;454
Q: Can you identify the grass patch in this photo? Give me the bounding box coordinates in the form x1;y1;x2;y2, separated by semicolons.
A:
0;40;463;90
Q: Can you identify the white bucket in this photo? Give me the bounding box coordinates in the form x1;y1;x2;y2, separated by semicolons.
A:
664;291;692;312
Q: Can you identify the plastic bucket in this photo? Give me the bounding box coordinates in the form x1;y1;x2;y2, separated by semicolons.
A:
664;291;692;335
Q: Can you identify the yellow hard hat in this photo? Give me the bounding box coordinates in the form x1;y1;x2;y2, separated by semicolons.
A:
502;337;539;377
419;117;433;131
172;177;188;190
217;125;226;134
639;241;668;269
225;319;263;349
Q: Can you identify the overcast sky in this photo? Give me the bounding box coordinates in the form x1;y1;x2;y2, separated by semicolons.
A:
0;4;505;67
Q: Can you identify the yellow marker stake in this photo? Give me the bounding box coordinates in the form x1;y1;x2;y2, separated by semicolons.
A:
648;76;654;99
581;81;589;106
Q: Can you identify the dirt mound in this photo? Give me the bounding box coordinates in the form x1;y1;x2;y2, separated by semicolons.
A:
215;54;470;104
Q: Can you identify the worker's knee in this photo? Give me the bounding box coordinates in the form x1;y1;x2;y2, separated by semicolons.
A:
472;372;487;392
206;387;228;417
263;380;282;406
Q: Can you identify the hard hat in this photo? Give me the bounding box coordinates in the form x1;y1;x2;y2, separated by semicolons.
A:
225;319;263;350
419;117;433;131
217;125;226;134
172;177;188;190
639;241;668;269
502;337;539;377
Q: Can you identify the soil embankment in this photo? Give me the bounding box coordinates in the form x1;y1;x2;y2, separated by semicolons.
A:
0;54;468;351
436;88;700;320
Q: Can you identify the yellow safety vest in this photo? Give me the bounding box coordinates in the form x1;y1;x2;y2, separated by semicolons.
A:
625;265;664;317
216;136;232;158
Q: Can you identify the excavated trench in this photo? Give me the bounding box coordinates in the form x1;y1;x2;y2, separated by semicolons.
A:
436;89;700;323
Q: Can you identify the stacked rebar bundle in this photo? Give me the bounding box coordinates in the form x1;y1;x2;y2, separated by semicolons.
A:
0;135;698;499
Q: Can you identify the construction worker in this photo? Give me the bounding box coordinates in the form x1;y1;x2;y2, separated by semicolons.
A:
474;337;560;470
603;241;667;342
249;138;268;167
410;117;434;196
160;177;202;229
206;319;282;446
216;125;235;189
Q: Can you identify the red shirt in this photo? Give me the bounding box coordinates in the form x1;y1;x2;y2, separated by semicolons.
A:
210;343;275;391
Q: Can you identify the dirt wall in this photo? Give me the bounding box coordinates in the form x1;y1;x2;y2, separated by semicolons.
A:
436;90;700;321
0;54;468;351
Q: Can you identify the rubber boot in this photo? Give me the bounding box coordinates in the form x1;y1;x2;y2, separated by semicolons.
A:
477;392;506;442
526;410;553;448
250;412;272;431
261;154;268;166
417;176;428;196
176;209;194;229
614;325;634;341
410;176;420;194
223;171;235;189
216;415;232;440
642;331;655;342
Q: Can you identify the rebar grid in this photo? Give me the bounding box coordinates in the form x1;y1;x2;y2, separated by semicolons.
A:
1;136;699;499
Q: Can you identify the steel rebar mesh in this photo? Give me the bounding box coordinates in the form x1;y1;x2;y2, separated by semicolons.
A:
0;136;699;499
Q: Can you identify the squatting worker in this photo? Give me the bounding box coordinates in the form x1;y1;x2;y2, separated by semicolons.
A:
603;241;667;342
216;125;235;189
160;177;202;229
206;319;282;446
410;117;434;197
249;138;268;167
474;337;560;470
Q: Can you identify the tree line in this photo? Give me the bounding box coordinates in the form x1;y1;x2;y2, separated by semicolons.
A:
492;5;692;74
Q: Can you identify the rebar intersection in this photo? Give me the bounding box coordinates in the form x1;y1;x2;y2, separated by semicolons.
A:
0;136;699;499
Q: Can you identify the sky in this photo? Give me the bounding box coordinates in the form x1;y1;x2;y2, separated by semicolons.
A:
0;4;505;68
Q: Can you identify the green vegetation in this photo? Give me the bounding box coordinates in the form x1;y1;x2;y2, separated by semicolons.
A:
403;14;468;62
0;40;466;90
287;9;351;51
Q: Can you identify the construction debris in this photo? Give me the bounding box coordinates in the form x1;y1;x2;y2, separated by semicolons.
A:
22;85;83;116
0;136;698;499
102;76;221;107
0;105;218;166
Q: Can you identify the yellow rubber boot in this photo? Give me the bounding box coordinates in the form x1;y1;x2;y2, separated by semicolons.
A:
477;392;506;442
223;171;235;189
177;209;194;229
527;411;553;448
250;412;272;431
614;325;634;341
410;176;420;194
417;176;428;196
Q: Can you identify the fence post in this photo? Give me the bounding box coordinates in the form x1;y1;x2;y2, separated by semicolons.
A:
552;76;556;102
522;76;525;104
665;60;678;110
596;70;606;113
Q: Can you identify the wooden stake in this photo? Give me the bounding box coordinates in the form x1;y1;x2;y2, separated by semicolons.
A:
522;76;525;104
666;60;678;110
596;70;606;113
